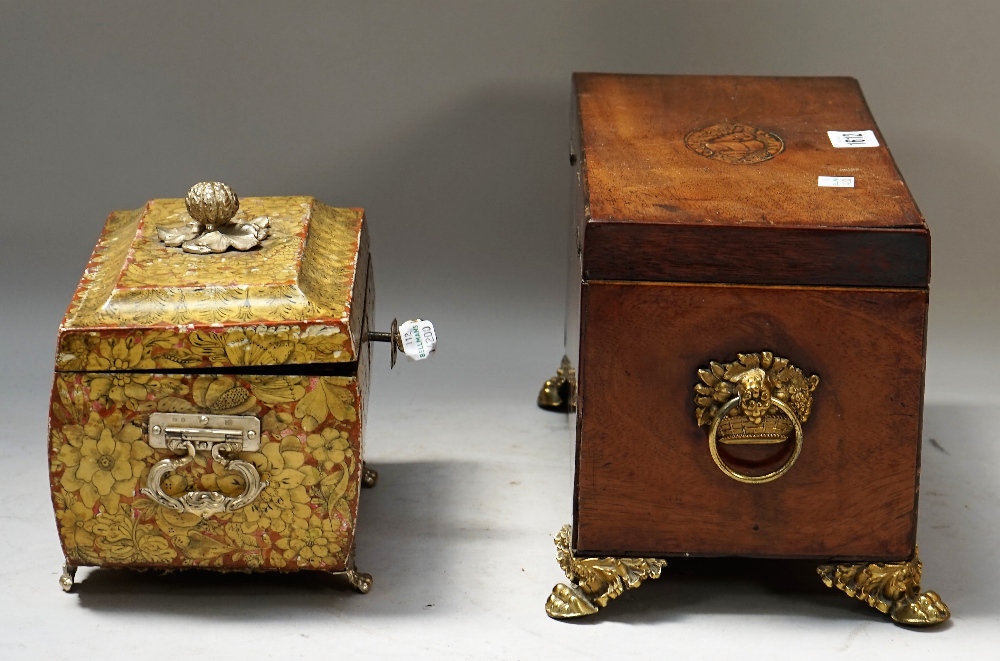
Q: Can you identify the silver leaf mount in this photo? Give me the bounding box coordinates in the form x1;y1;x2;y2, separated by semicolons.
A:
157;181;270;254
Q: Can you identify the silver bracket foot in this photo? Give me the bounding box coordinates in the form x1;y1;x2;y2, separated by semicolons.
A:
362;462;378;488
59;562;77;593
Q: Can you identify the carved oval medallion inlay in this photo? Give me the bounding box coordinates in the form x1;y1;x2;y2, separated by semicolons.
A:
684;123;784;164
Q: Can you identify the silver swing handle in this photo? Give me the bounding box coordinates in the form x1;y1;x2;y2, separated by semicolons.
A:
141;413;267;518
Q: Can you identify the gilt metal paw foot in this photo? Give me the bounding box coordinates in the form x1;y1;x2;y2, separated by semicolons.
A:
537;356;576;412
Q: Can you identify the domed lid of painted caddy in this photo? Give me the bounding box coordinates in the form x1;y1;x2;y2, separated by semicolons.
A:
56;182;370;372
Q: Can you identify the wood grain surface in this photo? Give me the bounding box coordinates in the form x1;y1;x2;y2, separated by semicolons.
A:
573;74;929;287
573;282;927;561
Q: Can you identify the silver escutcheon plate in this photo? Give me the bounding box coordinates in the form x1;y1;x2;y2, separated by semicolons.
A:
148;412;261;452
142;412;266;518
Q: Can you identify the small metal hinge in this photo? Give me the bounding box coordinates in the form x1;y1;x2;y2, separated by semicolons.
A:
148;412;261;452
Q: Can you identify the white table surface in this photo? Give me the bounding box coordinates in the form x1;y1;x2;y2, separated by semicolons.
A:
1;339;996;660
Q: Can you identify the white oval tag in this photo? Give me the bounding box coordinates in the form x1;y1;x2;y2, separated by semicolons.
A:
399;319;437;361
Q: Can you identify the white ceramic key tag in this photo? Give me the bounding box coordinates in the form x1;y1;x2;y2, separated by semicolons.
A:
367;318;437;368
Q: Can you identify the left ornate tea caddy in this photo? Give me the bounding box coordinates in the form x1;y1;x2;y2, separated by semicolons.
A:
49;182;436;592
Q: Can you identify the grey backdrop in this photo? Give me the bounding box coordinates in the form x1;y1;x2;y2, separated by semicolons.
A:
1;3;998;656
3;1;999;410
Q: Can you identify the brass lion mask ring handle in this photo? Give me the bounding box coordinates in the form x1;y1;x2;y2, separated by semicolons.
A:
707;396;804;484
694;351;819;485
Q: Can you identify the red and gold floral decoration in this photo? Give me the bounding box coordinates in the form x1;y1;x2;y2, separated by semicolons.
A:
50;334;362;571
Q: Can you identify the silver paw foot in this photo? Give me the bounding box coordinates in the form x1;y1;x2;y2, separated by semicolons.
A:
361;463;378;488
60;563;77;593
346;568;373;594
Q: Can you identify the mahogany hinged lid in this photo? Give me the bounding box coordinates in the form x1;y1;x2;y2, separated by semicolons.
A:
56;188;369;372
573;73;929;289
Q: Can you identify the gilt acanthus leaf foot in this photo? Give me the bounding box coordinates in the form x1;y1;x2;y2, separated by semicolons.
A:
545;524;666;620
817;546;951;626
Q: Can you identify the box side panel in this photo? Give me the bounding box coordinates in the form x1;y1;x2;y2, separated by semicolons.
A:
351;217;371;366
565;89;585;372
60;207;143;330
567;96;586;543
574;282;926;561
302;203;369;359
357;256;374;472
49;370;362;572
582;223;930;288
56;324;359;373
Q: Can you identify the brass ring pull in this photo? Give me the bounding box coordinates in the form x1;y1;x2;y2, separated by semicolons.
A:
708;396;804;484
694;351;819;485
141;440;268;518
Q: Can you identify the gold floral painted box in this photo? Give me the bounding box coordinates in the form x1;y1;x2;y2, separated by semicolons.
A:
49;182;435;592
